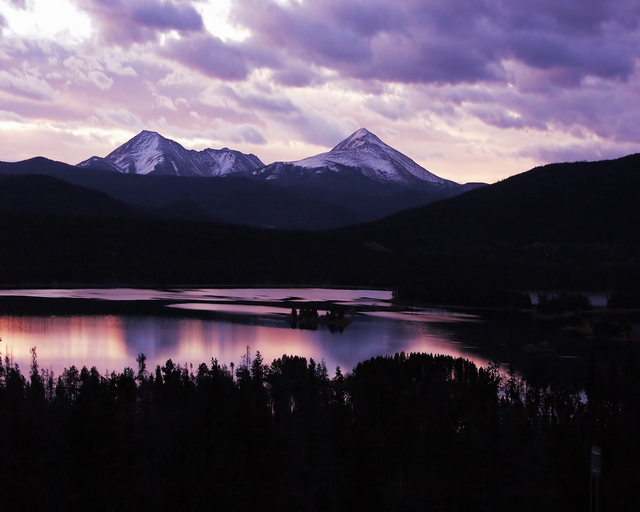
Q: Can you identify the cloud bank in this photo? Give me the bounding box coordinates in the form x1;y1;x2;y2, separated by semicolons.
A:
1;0;639;182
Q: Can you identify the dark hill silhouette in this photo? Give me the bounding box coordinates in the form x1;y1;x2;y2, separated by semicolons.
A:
0;174;140;217
337;154;640;297
345;153;640;248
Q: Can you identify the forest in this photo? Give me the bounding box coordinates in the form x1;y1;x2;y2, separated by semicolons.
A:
1;347;638;511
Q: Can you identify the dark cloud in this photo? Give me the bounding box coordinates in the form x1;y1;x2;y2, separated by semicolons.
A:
131;1;203;31
233;1;371;66
162;34;251;81
271;64;317;88
231;0;640;88
364;34;504;84
469;105;548;131
73;0;204;45
506;29;635;84
462;76;640;145
215;84;299;115
162;30;283;82
497;0;625;35
329;1;403;36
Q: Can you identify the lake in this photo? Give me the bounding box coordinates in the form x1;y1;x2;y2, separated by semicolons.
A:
0;287;592;378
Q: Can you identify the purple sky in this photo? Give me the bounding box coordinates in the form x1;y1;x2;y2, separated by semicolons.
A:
1;0;640;183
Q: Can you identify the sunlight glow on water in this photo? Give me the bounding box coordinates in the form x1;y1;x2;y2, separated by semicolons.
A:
0;288;491;376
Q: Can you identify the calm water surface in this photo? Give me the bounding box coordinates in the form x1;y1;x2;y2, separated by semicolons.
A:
0;288;587;376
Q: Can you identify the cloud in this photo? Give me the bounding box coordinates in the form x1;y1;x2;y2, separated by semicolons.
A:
364;96;411;122
233;1;372;67
88;70;113;90
215;83;299;115
72;0;204;45
60;55;116;90
196;123;267;146
95;107;143;129
230;0;640;88
235;124;266;144
284;107;353;148
0;109;25;122
468;104;548;131
0;69;58;101
8;0;28;9
271;61;319;87
506;28;636;85
131;1;203;31
328;1;404;37
162;34;252;80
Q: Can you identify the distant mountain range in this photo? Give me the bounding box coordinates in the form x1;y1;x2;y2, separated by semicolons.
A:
78;130;265;177
0;129;483;229
76;128;464;187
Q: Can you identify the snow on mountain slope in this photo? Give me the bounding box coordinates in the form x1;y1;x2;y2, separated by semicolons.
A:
75;128;473;196
255;128;458;188
77;131;264;177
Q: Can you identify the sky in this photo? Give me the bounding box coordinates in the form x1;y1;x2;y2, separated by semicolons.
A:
1;0;640;184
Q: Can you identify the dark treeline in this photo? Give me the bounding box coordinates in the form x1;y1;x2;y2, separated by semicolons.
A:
2;210;639;299
1;349;639;511
0;211;387;287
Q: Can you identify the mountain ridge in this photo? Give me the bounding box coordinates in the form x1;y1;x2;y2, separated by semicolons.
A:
253;127;460;190
76;128;480;190
78;130;265;177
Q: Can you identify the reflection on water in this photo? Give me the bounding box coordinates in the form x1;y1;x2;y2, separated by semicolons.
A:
362;309;480;323
167;303;288;316
0;315;130;373
0;288;511;376
0;287;392;305
0;314;488;377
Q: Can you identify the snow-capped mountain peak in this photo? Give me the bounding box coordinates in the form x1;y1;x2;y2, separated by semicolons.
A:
77;131;264;177
105;130;171;175
64;127;484;228
330;127;383;151
76;128;470;195
273;128;456;188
